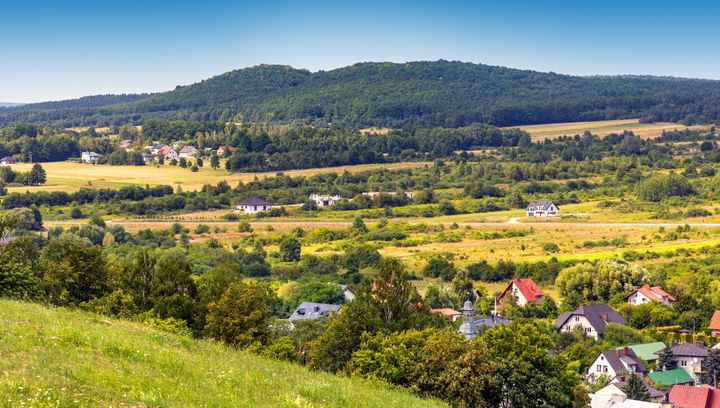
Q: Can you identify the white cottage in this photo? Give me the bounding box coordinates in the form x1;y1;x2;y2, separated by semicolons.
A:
236;197;273;214
309;194;340;207
81;151;101;163
526;201;559;217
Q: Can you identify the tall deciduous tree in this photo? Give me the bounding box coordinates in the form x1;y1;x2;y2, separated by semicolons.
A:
205;282;272;348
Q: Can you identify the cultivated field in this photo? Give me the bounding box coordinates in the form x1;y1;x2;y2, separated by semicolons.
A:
7;161;430;193
505;118;710;141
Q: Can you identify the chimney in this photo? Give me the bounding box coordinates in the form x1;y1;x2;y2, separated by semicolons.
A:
600;313;609;322
314;306;320;312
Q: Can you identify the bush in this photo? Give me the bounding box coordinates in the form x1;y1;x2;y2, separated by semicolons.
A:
685;208;711;217
194;224;210;234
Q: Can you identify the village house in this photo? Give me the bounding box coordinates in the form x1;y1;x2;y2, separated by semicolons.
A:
621;342;665;364
288;302;341;321
709;311;720;337
554;304;627;339
526;200;559;217
498;278;545;306
160;146;178;161
150;144;168;155
119;139;133;150
178;146;199;158
587;348;645;381
458;300;511;340
668;384;720;407
625;284;675;306
236;197;273;214
430;308;462;322
655;343;708;383
338;284;355;301
0;156;16;166
216;145;235;156
309;194;341;207
646;368;695;388
81;151;101;163
593;375;665;403
141;153;155;163
361;191;415;199
588;393;661;408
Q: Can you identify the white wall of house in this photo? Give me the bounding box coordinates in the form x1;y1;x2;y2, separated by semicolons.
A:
526;203;559;217
510;283;530;306
237;204;269;214
559;315;599;339
675;356;703;382
627;292;652;306
587;354;617;380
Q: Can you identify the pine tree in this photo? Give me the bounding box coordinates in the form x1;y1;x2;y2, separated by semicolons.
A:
621;374;650;402
703;348;720;386
658;345;677;370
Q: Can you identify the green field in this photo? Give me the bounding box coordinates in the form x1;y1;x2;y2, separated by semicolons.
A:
0;300;444;408
7;161;430;193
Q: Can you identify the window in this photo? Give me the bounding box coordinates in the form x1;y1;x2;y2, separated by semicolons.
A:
681;360;687;367
575;316;580;322
596;365;602;372
585;327;591;333
603;366;608;372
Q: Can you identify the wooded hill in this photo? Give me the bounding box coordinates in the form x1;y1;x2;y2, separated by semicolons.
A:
3;60;720;128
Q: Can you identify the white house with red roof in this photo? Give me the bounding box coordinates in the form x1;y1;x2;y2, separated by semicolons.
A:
498;278;545;306
710;311;720;337
625;284;675;306
216;146;236;156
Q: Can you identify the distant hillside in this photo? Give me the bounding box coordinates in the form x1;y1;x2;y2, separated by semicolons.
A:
0;300;443;407
0;102;23;107
3;60;720;128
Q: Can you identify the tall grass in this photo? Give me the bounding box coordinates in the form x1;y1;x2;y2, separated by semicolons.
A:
0;300;444;407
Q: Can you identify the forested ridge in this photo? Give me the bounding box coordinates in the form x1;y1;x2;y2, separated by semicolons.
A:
3;60;720;128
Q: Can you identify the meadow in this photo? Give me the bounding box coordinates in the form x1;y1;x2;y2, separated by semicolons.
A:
6;161;430;193
0;299;444;408
505;118;710;141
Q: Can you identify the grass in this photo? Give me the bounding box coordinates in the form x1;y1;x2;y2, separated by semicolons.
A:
6;161;430;193
0;299;444;408
504;118;710;141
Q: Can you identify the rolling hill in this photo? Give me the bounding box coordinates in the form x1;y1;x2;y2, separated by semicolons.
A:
3;60;720;128
0;299;444;407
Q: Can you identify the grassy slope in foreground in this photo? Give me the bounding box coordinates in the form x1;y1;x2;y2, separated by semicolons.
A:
0;300;444;408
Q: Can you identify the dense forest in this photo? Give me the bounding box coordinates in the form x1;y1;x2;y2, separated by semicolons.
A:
3;61;720;128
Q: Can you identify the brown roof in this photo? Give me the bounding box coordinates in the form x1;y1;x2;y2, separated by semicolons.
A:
500;278;544;304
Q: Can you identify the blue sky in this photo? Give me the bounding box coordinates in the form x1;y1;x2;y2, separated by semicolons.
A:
2;0;719;102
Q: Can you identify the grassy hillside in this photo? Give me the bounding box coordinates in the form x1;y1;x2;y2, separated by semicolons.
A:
3;60;720;128
0;300;444;407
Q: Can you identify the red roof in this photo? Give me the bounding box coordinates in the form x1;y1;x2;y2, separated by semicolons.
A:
710;311;720;331
500;278;544;304
633;284;675;303
670;384;720;408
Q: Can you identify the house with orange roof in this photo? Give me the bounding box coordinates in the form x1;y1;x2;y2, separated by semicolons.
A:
625;284;675;307
430;308;462;322
498;278;545;306
709;311;720;337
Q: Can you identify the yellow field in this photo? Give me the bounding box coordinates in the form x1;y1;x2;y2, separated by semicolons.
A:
6;161;430;193
504;119;710;141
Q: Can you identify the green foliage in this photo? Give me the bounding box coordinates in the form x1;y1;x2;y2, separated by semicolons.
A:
423;256;457;281
555;259;649;303
621;374;651;401
279;236;301;262
205;282;272;348
0;249;42;300
40;237;108;306
636;173;695;202
601;324;649;348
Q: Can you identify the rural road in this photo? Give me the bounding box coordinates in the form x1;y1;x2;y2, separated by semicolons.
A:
44;220;720;228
